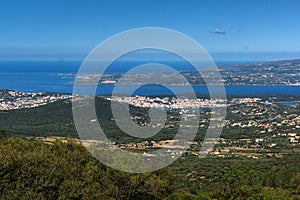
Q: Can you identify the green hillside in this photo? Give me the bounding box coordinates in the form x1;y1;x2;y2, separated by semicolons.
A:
1;138;300;199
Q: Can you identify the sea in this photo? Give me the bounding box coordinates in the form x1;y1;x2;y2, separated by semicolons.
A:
0;60;300;96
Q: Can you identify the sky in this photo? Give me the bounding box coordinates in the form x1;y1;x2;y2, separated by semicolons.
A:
1;0;300;61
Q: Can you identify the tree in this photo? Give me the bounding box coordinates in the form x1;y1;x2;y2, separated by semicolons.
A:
0;128;6;139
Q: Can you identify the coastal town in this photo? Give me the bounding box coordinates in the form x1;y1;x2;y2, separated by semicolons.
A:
0;90;72;110
106;95;227;109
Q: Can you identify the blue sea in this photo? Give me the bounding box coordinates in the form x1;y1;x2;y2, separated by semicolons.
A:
0;60;300;96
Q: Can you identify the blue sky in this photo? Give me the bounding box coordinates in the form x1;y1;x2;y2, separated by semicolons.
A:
1;0;300;61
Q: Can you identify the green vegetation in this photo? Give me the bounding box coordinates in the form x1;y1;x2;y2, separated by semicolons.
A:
1;138;300;199
0;99;76;138
0;138;173;199
2;95;300;199
0;97;191;144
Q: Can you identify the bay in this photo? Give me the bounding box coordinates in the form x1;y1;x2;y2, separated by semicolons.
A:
0;60;299;96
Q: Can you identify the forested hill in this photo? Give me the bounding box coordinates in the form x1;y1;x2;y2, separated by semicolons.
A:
0;97;113;138
0;96;168;143
1;138;300;199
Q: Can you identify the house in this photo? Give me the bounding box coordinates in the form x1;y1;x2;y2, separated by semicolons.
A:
255;138;264;143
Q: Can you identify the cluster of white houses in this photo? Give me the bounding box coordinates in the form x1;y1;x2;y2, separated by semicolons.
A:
0;90;71;110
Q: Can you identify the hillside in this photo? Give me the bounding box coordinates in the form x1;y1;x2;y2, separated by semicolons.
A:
1;138;300;199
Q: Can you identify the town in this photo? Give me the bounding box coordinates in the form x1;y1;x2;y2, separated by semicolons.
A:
106;95;227;109
0;90;72;110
